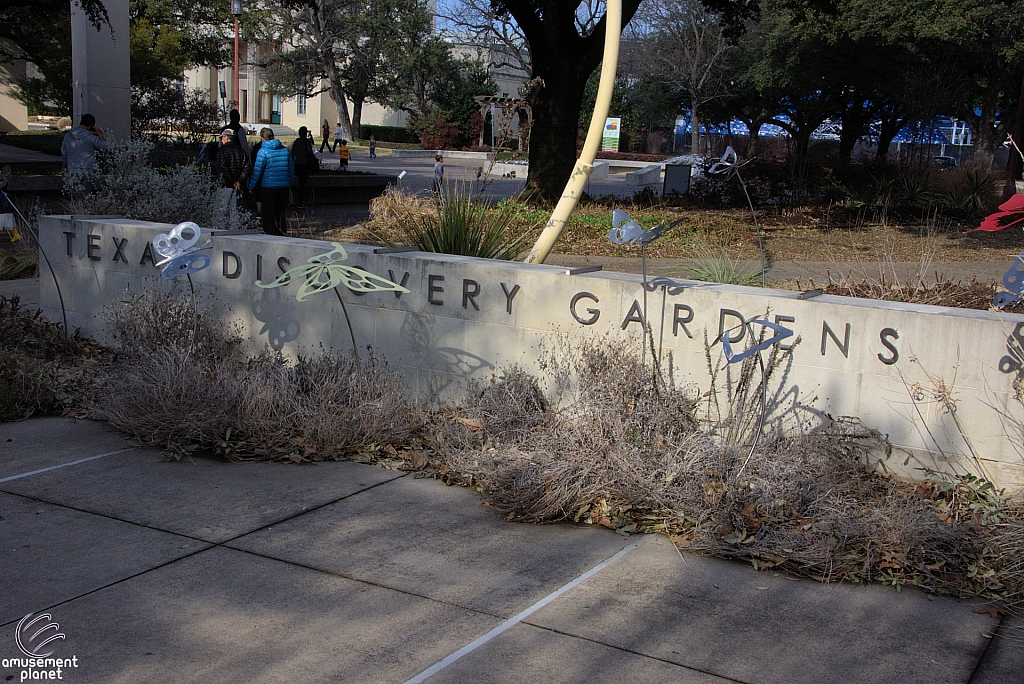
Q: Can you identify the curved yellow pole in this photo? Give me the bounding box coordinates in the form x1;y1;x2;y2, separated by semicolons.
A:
524;0;622;264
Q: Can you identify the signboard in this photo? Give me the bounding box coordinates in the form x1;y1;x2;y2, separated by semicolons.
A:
602;118;621;152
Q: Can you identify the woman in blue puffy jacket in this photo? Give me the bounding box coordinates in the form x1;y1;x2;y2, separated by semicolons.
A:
248;128;294;236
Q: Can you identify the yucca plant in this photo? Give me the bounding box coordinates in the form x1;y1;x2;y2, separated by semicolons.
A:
896;175;937;207
674;239;761;286
963;170;998;210
401;182;531;260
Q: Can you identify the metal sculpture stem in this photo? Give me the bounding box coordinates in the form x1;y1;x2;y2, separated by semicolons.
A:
184;273;198;364
735;321;769;479
4;193;68;351
525;0;622;264
733;168;765;289
641;243;648;376
332;286;360;358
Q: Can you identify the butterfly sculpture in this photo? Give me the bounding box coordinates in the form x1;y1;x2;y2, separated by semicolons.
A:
709;146;739;175
608;209;682;246
969;195;1024;307
153;222;212;279
971;194;1024;234
256;242;410;300
721;318;793;366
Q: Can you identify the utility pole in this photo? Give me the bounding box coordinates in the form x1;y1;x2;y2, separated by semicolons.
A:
232;0;242;109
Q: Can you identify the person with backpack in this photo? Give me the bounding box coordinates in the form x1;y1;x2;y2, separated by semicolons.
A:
248;128;293;236
291;126;315;208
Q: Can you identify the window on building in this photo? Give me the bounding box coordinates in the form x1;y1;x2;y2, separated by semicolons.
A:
297;94;307;116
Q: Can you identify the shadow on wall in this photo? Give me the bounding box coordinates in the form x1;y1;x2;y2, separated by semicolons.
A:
400;312;493;398
252;290;301;351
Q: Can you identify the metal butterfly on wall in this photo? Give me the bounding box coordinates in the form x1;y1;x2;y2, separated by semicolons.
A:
152;222;212;279
721;318;794;366
256;242;411;300
608;208;683;246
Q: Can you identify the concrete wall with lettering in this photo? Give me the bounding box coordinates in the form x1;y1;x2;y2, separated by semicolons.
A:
38;216;1024;490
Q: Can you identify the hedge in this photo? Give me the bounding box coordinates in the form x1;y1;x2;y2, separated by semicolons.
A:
359;124;420;145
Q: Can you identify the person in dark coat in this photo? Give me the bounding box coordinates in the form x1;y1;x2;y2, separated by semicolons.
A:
224;108;251;159
291;126;315;208
248;128;294;236
215;128;248;215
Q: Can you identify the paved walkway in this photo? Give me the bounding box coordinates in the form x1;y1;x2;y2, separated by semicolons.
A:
0;416;1020;683
0;142;61;163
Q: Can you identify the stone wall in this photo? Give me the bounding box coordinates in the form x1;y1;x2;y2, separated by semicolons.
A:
38;215;1024;490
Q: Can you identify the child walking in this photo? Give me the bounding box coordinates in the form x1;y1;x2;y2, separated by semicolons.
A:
338;140;350;170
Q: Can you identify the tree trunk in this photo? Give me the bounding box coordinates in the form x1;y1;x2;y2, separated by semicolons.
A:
322;49;354;142
839;103;867;160
971;99;1003;171
351;96;363;140
691;102;700;154
525;72;589;204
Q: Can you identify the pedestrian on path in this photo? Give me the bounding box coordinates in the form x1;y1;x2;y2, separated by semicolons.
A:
333;123;343;152
215;128;248;216
61;113;107;174
291;126;315;208
319;119;332;153
369;135;376;159
433;154;445;194
224;108;250;160
338;140;350;170
248;128;293;237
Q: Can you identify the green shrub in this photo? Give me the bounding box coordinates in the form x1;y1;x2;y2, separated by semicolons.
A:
359;124;420;144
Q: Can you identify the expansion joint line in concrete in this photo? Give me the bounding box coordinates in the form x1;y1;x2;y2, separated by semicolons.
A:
520;622;750;684
0;471;410;629
0;447;136;483
403;540;642;684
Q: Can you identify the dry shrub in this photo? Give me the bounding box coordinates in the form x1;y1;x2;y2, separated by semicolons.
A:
96;349;236;449
104;289;243;362
0;296;102;420
94;292;418;461
366;188;435;244
820;274;1024;313
434;339;1021;603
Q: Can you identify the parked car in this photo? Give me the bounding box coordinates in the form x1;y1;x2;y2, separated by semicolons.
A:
934;155;958;169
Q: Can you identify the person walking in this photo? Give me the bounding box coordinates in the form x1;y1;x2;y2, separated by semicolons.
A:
319;119;331;153
61;113;107;174
215;128;248;216
248;128;293;236
247;128;272;215
333;122;343;152
433;154;445;194
337;139;350;170
291;126;315;208
368;135;376;159
224;108;250;160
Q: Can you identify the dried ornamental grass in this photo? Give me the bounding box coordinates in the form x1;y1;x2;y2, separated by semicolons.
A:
432;339;1022;604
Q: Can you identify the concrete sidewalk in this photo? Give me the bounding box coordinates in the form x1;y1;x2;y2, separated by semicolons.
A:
0;416;1020;683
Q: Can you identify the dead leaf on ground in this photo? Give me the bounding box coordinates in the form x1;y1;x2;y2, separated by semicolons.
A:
455;416;485;431
973;607;1006;618
409;450;428;469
